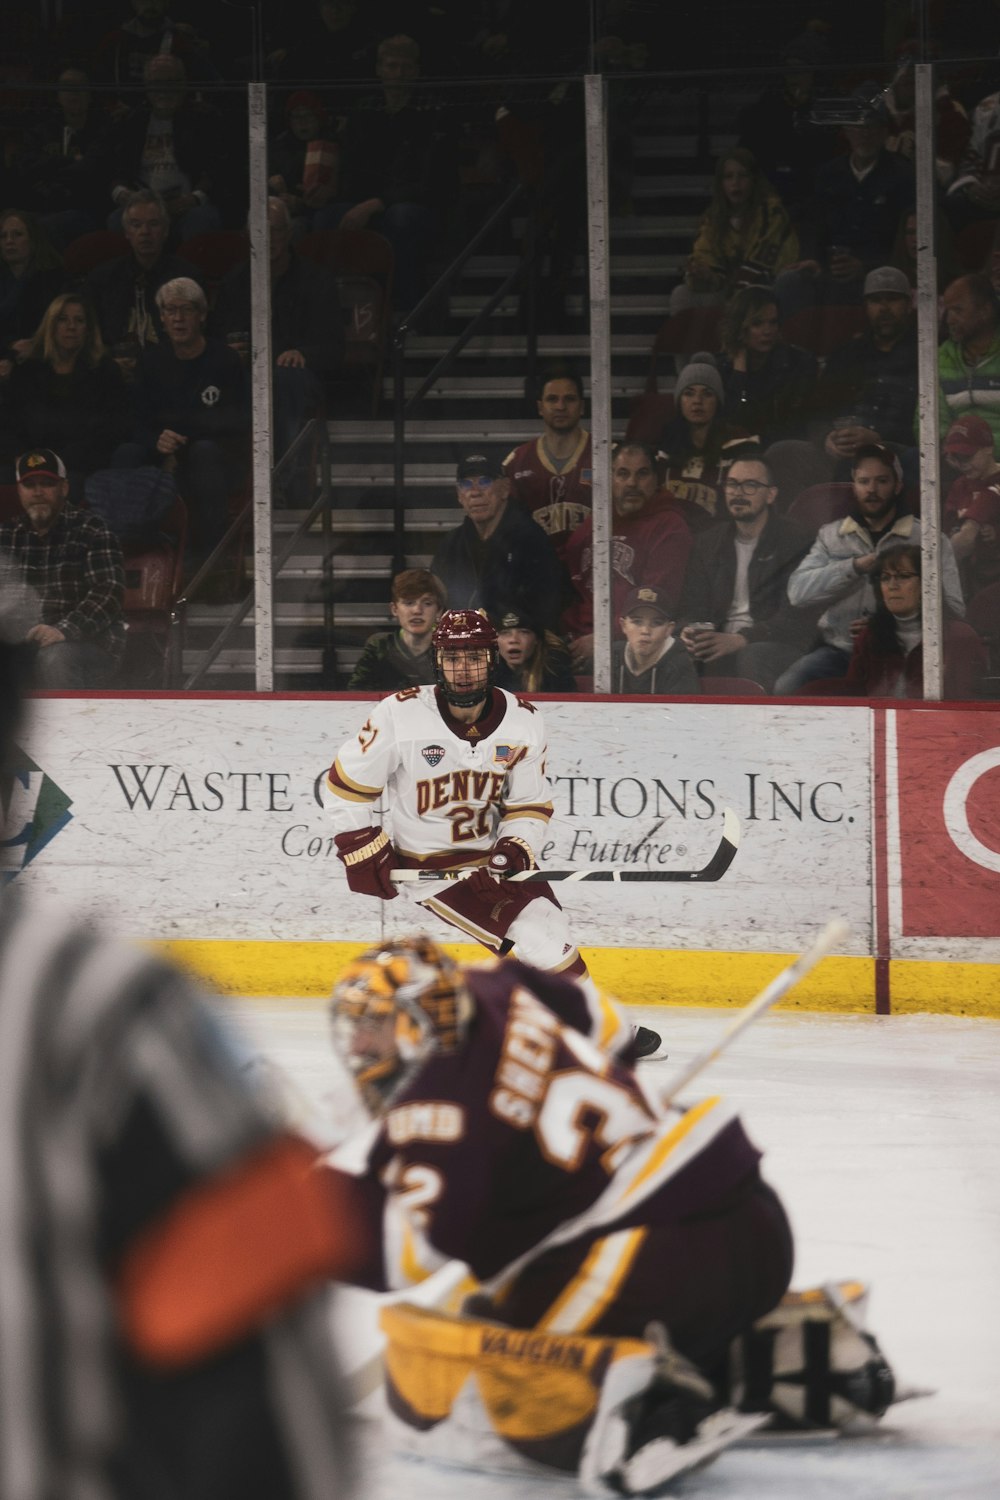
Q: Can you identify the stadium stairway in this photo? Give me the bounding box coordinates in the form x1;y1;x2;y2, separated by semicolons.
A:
181;85;744;689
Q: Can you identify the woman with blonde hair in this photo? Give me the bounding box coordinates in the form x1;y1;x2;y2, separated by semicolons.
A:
669;149;799;316
718;285;817;446
1;292;128;488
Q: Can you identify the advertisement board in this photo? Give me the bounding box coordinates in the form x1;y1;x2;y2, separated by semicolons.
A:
4;697;872;956
886;706;1000;960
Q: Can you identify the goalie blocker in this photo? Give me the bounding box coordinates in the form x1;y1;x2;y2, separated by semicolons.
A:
377;1282;902;1495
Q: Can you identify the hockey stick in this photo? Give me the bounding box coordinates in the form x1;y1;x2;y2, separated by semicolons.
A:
657;917;850;1106
389;806;740;885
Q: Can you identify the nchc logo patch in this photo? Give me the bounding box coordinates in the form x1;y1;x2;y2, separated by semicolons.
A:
0;747;73;883
421;744;446;768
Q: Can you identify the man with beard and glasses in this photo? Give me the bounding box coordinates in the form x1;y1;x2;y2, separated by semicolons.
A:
678;452;812;691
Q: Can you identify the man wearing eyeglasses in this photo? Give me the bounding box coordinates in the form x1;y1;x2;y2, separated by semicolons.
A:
677;450;813;690
431;452;563;630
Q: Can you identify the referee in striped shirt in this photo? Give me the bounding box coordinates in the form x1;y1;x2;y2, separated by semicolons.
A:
0;642;365;1498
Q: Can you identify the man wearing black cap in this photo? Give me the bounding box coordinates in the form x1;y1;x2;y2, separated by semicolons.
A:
431;452;563;630
0;448;124;688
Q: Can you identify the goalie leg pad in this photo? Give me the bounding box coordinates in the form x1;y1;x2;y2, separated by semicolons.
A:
379;1301;656;1474
725;1280;897;1430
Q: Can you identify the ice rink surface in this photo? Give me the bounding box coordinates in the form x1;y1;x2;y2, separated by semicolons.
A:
233;995;1000;1499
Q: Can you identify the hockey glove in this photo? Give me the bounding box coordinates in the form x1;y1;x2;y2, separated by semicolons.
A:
334;826;399;900
465;836;535;897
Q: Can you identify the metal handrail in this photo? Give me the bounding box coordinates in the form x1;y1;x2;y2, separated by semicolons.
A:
391;180;541;571
181;419;332;688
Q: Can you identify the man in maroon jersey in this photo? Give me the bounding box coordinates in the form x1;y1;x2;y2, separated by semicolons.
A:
502;365;593;561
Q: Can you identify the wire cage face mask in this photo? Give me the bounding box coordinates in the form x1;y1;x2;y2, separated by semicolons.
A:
329;937;472;1116
432;609;499;706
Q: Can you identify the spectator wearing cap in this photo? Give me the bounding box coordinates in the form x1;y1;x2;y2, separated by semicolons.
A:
431;453;563;629
777;442;964;694
347;568;445;689
312;34;457;310
810;265;918;471
774;87;915;321
613;586;699;695
112;277;248;565
493;605;576;694
653;355;749;528
502;365;592;562
677;450;813;691
563;441;693;672
938;274;1000;451
942;414;1000;596
0;448;124;687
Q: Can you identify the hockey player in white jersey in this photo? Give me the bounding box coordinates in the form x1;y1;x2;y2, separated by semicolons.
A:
324;608;662;1058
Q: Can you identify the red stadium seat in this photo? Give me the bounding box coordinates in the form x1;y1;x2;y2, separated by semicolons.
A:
120;495;188;687
650;305;723;361
786;481;854;534
299;229;394;416
627;307;723;445
63;230;128;278
781;304;868;357
955;219;997;274
179;231;249;302
0;484;21;521
625;391;674;445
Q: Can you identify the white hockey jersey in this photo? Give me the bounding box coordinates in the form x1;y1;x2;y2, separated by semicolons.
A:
324;686;553;870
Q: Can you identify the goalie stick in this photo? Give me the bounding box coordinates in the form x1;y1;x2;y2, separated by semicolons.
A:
390;806;740;885
657;917;850;1106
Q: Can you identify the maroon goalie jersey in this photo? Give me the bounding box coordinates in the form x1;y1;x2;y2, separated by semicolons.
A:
330;960;760;1295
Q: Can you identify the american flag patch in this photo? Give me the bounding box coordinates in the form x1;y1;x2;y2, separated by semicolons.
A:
421;745;445;767
494;745;512;764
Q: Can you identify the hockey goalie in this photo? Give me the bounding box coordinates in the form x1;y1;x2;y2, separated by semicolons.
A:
323;937;908;1495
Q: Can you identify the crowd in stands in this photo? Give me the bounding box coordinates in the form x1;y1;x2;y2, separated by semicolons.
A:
1;2;998;695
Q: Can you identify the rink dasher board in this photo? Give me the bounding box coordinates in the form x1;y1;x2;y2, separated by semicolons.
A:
5;695;999;1014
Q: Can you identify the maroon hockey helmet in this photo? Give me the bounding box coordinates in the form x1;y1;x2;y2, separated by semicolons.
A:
431;608;499;707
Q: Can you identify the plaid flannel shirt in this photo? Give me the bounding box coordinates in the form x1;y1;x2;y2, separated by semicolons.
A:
0;505;126;662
